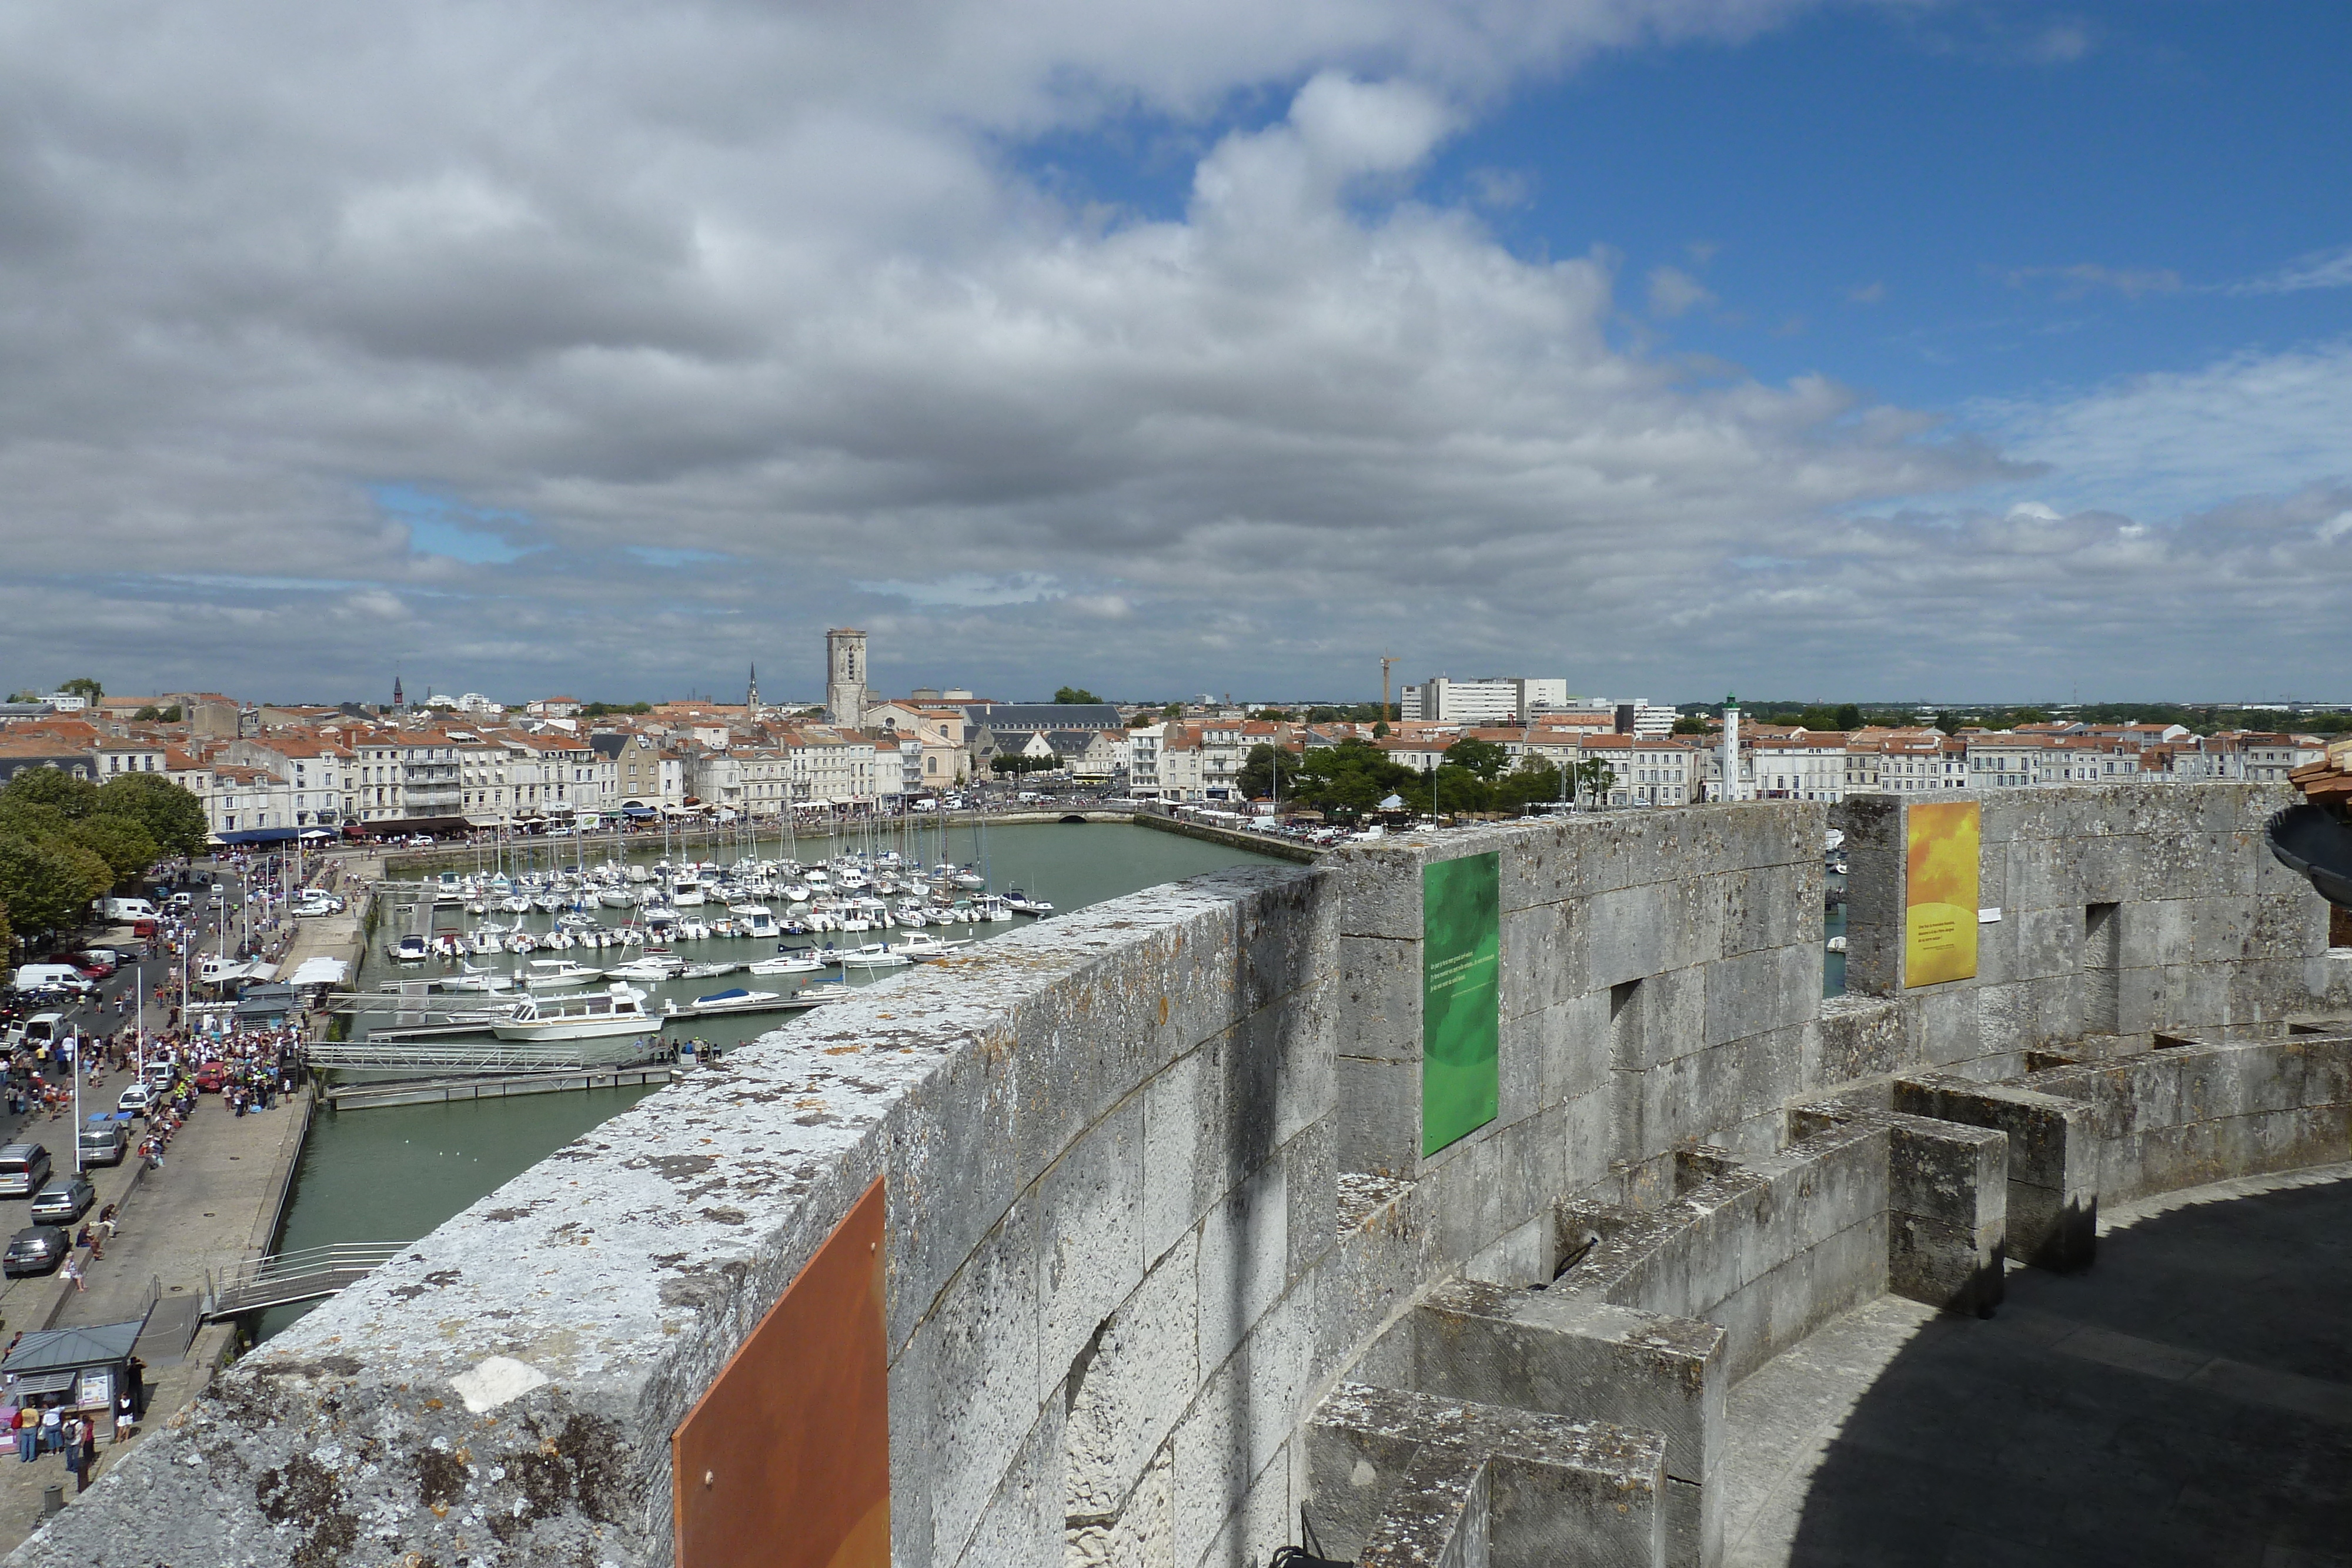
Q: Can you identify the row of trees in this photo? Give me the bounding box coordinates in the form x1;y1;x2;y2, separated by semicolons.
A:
0;769;211;952
1240;739;1616;821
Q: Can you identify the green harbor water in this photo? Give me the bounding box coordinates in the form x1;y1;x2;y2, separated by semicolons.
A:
258;820;1278;1338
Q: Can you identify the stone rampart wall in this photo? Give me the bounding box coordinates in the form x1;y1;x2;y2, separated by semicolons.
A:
16;785;2348;1568
1842;783;2326;1071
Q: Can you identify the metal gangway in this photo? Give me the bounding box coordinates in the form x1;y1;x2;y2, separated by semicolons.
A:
305;1034;667;1071
203;1242;412;1319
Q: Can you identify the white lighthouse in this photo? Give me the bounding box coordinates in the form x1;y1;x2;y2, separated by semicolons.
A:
1720;692;1741;803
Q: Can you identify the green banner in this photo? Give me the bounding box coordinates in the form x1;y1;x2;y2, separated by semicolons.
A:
1422;851;1501;1156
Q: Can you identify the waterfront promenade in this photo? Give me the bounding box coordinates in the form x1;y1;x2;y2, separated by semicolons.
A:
0;1069;312;1554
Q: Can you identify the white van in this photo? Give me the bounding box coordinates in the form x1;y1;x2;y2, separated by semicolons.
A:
99;897;159;923
6;1013;69;1052
9;965;91;998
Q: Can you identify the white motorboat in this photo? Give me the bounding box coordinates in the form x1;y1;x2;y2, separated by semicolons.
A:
736;905;779;938
749;952;827;975
1004;889;1055;915
503;931;539;954
974;894;1015;922
500;896;533;915
664;987;784;1017
796;981;852;1003
680;961;740;981
609;954;683;981
837;942;910;970
524;960;606;991
389;934;430;963
492;984;659;1041
469;926;506;955
891;933;970;961
677;919;711;942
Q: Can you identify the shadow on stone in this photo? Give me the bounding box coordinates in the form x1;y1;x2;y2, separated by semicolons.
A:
1787;1180;2352;1567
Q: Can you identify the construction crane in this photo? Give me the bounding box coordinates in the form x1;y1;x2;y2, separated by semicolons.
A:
1380;654;1400;726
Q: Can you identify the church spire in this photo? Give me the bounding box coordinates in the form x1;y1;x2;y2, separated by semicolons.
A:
747;663;760;710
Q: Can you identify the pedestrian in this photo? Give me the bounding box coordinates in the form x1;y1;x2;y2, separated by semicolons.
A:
78;1413;96;1480
62;1417;83;1490
113;1388;136;1444
39;1403;61;1455
62;1256;85;1292
13;1405;32;1464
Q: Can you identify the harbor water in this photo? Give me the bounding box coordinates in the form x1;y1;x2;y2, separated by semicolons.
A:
259;819;1279;1338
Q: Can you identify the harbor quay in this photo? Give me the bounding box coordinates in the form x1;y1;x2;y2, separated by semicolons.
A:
0;1055;308;1556
8;782;2351;1568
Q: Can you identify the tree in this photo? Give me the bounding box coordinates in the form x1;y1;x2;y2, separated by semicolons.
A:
56;677;103;702
1671;714;1710;735
0;835;111;937
1495;759;1567;812
1290;738;1420;820
93;773;212;859
1371;720;1389;738
990;754;1054;776
1446;738;1509;781
1161;702;1185;720
1053;687;1102;705
1235;743;1298;800
1933;711;1957;734
1572;758;1617;804
68;814;159;886
1834;704;1865;730
1;767;97;819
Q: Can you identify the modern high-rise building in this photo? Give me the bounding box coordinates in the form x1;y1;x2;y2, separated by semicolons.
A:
826;628;867;727
1399;676;1569;724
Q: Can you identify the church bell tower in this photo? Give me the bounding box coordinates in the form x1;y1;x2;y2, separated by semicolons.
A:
826;629;867;727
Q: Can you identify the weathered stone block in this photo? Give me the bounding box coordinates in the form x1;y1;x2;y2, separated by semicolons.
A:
1038;1096;1147;1407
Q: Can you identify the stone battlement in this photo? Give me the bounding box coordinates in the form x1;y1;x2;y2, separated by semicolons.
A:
16;784;2349;1568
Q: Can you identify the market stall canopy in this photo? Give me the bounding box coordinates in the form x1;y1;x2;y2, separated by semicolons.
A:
2;1319;146;1378
284;956;349;987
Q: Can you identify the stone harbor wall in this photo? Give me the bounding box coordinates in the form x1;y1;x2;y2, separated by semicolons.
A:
16;785;2352;1568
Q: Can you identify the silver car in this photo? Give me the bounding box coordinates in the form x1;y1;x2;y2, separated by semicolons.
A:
29;1175;95;1225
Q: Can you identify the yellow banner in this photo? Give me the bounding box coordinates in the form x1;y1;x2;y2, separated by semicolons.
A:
1905;800;1980;987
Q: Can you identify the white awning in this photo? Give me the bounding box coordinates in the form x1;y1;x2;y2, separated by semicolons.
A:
284;957;349;987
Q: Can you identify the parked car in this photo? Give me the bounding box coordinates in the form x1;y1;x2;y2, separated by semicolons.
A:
29;1175;96;1225
194;1062;229;1092
78;1120;129;1168
0;1145;54;1200
2;1227;71;1278
116;1084;154;1114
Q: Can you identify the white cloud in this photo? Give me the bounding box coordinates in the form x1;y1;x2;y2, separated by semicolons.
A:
1967;339;2352;522
1646;265;1716;319
2233;243;2352;296
2000;262;2181;300
0;0;2340;703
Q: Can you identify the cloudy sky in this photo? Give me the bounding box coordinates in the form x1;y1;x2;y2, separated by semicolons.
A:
1;0;2345;706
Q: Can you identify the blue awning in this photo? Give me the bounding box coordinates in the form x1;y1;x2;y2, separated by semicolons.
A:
213;827;304;845
622;804;657;817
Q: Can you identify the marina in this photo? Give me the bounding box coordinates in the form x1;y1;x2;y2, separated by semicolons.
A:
257;818;1284;1340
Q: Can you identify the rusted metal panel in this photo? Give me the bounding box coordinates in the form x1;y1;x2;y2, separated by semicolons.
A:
674;1175;890;1567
